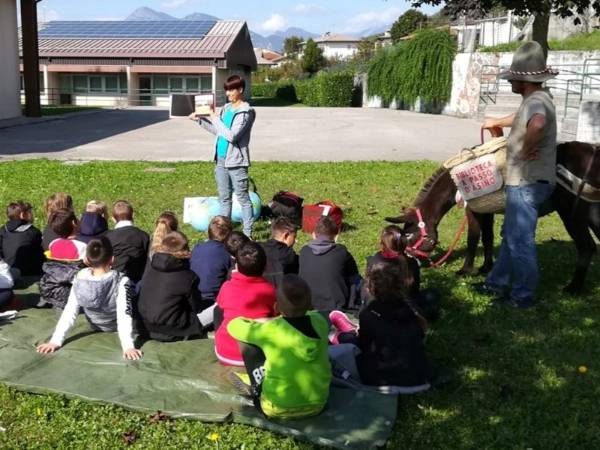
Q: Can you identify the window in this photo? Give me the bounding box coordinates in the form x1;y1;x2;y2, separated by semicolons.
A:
153;75;168;93
169;77;183;92
119;73;128;93
89;76;103;92
73;75;88;93
105;76;118;93
200;75;212;92
59;74;71;93
185;77;199;92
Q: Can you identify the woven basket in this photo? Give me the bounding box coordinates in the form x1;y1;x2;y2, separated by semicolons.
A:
444;137;508;214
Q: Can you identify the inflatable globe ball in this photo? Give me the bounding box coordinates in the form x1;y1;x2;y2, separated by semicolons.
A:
231;192;262;222
189;197;221;232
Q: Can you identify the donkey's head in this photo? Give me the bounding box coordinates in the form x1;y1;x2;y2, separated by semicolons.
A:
386;206;439;254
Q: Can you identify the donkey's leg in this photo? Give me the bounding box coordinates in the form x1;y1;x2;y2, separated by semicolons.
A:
478;213;495;274
457;208;480;276
557;206;596;294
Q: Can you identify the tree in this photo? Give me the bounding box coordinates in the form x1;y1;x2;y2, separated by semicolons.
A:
301;39;326;74
390;9;429;43
356;37;377;61
410;0;600;58
283;36;303;57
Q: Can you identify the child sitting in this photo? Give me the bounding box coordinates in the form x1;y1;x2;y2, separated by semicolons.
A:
105;200;149;284
223;231;250;279
136;231;203;342
215;242;276;366
36;237;142;360
149;211;178;259
260;217;299;287
299;216;360;312
42;193;73;251
228;274;331;419
39;208;86;309
329;261;436;392
0;201;44;277
190;216;233;305
77;200;109;243
0;259;15;312
365;225;438;320
46;208;87;261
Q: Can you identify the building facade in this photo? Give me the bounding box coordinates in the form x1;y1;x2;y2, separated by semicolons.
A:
301;34;360;60
19;20;257;108
0;0;22;120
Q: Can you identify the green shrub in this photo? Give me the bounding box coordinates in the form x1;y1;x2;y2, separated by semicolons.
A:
292;72;355;107
251;82;278;98
275;82;297;102
367;28;456;109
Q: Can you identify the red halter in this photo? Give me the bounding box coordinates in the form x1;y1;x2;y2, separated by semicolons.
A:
405;208;433;259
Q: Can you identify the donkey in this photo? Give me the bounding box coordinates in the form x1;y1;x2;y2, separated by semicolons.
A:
386;141;600;294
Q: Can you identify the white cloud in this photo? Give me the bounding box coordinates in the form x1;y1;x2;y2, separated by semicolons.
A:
260;14;287;33
161;0;200;10
39;8;60;22
293;3;325;15
342;6;405;34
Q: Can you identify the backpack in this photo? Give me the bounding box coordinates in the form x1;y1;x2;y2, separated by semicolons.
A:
302;201;344;234
268;191;304;226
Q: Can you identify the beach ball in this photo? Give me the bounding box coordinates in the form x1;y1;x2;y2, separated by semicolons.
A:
231;192;262;223
189;197;221;232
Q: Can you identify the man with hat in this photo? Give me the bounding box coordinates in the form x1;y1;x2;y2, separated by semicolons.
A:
478;41;558;308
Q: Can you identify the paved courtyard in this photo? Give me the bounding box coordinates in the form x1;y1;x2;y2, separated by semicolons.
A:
0;107;482;162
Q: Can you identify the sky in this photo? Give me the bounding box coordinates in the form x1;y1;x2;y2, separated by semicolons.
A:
33;0;442;35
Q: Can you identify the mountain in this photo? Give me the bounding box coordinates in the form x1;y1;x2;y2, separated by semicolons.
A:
124;7;318;52
125;7;176;21
355;24;391;39
183;12;220;21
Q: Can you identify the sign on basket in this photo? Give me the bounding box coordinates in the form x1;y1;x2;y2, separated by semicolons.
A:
450;154;503;201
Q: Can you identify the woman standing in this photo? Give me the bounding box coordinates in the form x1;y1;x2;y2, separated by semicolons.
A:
190;75;256;238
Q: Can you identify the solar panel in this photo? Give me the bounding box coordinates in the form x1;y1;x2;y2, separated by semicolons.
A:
38;21;217;39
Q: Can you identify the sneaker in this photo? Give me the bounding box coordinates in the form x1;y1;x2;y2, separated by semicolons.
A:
228;371;252;397
472;282;505;297
329;310;358;333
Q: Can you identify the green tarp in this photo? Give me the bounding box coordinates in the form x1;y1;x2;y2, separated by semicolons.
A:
0;307;397;449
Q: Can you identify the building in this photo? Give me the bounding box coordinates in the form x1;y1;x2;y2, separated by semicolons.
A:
300;33;360;60
19;19;257;107
0;0;22;120
254;48;286;67
375;31;393;49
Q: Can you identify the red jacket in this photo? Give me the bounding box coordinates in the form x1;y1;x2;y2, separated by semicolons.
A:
215;271;277;365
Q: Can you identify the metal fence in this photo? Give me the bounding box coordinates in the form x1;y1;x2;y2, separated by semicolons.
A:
21;88;220;108
479;58;600;118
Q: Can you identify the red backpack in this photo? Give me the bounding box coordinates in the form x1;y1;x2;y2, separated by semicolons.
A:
302;201;344;234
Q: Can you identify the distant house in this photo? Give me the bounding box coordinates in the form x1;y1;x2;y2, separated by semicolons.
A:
19;20;257;107
254;48;286;67
300;33;360;60
375;31;393;49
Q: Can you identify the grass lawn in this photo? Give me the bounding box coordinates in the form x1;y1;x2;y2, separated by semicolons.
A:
479;29;600;52
1;159;599;449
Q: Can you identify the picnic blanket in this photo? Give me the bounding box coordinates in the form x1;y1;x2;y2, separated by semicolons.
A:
0;305;397;450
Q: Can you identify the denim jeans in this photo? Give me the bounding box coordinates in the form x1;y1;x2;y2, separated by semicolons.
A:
215;159;253;237
485;183;554;302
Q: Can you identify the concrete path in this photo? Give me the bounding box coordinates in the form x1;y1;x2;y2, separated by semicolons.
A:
0;107;483;162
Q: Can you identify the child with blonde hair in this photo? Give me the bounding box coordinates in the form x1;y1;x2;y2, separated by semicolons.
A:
137;231;203;341
77;200;109;244
150;211;178;258
42;193;73;250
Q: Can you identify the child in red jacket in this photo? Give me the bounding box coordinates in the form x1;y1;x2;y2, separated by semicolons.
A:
214;241;276;366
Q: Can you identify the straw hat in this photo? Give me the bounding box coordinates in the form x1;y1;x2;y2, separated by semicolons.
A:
499;41;558;82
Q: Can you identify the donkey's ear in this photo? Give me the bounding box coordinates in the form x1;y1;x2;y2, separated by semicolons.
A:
385;214;406;224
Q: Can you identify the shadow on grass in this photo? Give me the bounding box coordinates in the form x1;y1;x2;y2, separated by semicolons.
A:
389;238;600;448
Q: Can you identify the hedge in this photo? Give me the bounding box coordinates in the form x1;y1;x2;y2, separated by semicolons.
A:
252;72;355;107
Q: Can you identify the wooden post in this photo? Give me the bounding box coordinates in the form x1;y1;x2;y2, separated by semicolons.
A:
20;0;41;117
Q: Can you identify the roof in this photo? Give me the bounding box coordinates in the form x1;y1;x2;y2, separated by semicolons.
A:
21;20;256;66
254;48;285;64
314;34;360;43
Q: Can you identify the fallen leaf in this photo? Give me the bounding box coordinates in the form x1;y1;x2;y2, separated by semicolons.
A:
148;410;170;423
122;431;137;445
